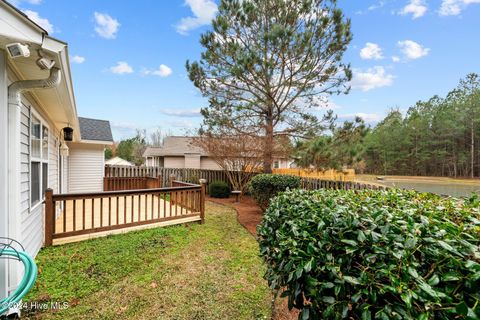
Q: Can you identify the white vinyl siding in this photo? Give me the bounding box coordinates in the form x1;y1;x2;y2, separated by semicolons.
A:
18;97;61;257
68;144;104;193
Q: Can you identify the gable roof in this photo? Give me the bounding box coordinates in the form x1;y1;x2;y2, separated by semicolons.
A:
78;117;114;142
143;136;207;157
105;156;134;166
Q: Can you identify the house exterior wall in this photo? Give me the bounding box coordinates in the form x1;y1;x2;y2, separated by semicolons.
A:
200;157;222;170
145;156;163;167
0;51;8;300
18;95;62;259
185;154;201;169
273;159;292;169
164;156;185;168
68;143;105;193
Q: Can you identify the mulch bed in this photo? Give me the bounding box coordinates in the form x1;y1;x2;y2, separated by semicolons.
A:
206;195;263;236
206;195;299;320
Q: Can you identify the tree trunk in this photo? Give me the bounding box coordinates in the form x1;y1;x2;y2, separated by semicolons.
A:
471;121;475;178
263;115;274;174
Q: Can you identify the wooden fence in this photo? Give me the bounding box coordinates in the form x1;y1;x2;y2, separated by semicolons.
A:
103;176;162;191
301;177;388;191
273;168;356;182
44;181;206;246
105;165;231;189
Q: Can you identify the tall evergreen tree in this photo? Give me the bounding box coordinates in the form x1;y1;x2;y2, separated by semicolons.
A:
187;0;352;173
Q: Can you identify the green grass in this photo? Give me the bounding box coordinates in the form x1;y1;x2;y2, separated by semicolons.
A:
24;202;271;319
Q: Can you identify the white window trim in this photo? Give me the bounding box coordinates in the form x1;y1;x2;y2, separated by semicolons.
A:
29;107;49;212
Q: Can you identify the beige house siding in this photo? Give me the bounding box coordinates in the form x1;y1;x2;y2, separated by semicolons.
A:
185;154;201;169
164;156;185;168
68;143;105;193
200;157;221;170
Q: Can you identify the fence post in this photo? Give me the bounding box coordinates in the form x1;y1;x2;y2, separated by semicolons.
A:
169;174;176;187
199;179;206;224
44;188;54;247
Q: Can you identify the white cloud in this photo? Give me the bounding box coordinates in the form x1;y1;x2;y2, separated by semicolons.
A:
94;12;120;39
110;61;133;74
159;108;201;117
11;0;42;5
339;113;382;123
439;0;480;16
392;56;401;62
356;1;386;14
23;10;53;33
360;42;384;60
350;66;394;92
399;0;428;18
397;40;430;59
176;0;218;35
143;64;173;77
71;55;85;64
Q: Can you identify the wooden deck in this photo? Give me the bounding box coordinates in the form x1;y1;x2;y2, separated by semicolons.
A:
47;185;204;246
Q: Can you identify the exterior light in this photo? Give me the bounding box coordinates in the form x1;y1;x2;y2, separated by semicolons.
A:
63;126;73;142
60;143;69;157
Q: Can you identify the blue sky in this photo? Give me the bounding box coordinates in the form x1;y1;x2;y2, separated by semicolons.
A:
12;0;480;140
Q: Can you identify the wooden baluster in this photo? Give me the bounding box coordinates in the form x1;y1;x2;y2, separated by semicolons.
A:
116;197;119;225
123;196;127;224
100;198;104;227
131;195;134;223
138;194;141;221
73;199;76;231
63;200;67;233
91;198;95;229
108;197;111;226
82;199;86;230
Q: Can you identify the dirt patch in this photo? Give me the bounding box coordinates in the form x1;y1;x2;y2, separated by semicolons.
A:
207;196;263;236
207;196;299;320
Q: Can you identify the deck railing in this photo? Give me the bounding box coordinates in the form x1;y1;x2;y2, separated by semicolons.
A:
105;165;230;189
44;181;206;246
103;176;162;191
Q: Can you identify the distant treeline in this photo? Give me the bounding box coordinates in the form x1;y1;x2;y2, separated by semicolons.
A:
362;73;480;178
294;73;480;178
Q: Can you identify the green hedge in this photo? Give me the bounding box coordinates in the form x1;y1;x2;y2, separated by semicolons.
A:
248;174;301;209
208;180;231;198
257;189;480;319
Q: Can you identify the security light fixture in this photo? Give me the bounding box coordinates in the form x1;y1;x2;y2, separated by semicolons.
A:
36;57;55;70
60;143;69;157
63;126;73;142
6;43;30;58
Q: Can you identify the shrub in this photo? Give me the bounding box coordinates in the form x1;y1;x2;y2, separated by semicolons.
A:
208;180;230;198
257;189;480;319
248;174;301;209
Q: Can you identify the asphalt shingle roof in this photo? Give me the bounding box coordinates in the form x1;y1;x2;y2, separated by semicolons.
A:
143;136;206;157
78;117;114;142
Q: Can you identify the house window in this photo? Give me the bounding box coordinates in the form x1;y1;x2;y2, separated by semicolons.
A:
30;114;49;208
273;160;280;169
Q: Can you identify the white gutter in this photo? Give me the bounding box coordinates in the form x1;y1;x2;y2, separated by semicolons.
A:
6;67;61;305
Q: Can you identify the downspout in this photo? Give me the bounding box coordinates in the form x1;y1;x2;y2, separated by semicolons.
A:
6;67;61;297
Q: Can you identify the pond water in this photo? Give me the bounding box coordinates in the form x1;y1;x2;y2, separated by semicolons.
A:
374;180;480;198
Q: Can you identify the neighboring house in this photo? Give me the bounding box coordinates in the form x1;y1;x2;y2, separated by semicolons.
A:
0;1;112;301
106;156;135;166
69;117;114;193
143;136;294;169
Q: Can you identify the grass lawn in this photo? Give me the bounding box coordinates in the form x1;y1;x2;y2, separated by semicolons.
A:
24;202;271;319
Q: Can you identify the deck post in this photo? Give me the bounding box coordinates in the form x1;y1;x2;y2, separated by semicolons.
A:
169;174;176;187
199;179;206;224
44;188;54;247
